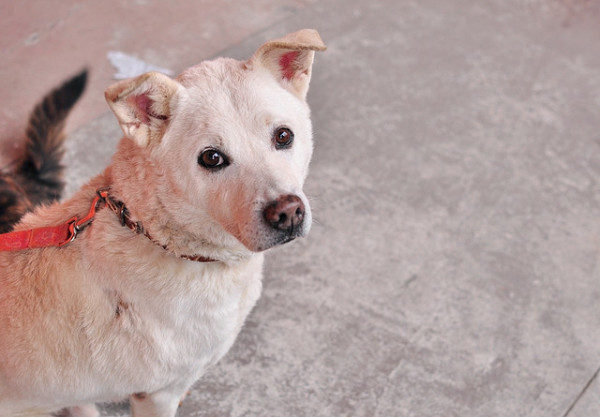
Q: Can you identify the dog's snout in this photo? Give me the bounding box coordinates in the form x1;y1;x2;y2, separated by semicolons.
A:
264;195;305;232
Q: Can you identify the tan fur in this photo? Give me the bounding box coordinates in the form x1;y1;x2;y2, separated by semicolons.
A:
0;29;325;417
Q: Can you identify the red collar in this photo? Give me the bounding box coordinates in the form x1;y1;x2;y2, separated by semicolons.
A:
0;188;216;263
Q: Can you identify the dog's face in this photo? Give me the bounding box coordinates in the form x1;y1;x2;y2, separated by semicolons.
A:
105;30;325;253
171;60;315;252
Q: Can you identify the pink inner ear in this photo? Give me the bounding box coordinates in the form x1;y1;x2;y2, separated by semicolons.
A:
128;94;152;124
279;51;300;81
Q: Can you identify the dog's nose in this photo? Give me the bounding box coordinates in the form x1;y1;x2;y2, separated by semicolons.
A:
264;195;305;232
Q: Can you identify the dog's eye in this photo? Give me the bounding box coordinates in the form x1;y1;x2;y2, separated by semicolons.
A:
198;149;229;170
273;127;294;149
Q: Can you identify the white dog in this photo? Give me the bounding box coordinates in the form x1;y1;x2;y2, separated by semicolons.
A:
0;29;325;417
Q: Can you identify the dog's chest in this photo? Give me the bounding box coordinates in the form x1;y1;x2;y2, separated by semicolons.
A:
101;258;263;390
161;277;246;361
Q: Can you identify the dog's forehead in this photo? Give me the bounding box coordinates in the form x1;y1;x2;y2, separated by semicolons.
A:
176;57;244;88
175;57;307;130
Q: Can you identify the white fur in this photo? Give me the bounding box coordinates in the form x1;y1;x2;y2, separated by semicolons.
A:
0;29;325;416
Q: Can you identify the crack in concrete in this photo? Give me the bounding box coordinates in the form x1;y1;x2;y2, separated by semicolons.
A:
561;364;600;417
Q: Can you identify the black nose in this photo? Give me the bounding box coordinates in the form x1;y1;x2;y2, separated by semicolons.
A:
264;195;305;232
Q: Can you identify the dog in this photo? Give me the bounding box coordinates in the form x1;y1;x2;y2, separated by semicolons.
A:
0;70;87;234
0;29;325;417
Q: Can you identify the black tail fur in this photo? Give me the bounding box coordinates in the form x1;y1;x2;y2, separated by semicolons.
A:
0;69;87;232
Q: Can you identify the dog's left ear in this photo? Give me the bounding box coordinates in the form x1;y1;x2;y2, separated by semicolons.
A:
105;72;181;148
250;29;326;100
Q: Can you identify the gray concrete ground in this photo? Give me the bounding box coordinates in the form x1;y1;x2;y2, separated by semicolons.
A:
3;0;600;416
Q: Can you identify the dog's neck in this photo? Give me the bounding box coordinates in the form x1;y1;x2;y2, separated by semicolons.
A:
94;189;216;263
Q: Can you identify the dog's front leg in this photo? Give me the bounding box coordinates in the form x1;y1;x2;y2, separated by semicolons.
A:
129;390;182;417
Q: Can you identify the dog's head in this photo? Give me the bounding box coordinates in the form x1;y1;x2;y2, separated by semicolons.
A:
105;29;325;255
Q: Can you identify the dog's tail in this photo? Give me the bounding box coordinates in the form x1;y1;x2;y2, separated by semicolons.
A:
0;70;87;233
17;69;88;206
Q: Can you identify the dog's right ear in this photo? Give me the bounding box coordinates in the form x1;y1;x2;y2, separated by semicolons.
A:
105;72;181;148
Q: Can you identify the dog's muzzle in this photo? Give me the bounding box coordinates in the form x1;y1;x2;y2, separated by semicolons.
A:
263;194;305;243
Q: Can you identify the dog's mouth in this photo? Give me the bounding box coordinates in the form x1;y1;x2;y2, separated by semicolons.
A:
273;233;300;247
280;235;298;245
219;193;311;253
248;228;305;252
244;214;309;253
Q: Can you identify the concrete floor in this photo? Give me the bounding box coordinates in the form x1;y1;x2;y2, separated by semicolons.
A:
2;0;600;416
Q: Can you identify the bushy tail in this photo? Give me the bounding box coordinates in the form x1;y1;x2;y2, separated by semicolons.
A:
0;70;87;233
17;69;88;206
